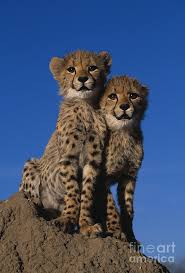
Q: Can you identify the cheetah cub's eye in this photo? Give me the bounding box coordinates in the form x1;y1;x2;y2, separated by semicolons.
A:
129;93;139;100
67;67;76;73
88;65;97;72
108;93;117;100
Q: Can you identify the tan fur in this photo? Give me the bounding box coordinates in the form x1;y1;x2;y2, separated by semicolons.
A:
19;50;111;235
100;76;148;242
50;50;111;102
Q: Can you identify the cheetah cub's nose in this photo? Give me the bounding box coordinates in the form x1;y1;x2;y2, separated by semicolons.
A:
120;103;130;111
78;76;88;83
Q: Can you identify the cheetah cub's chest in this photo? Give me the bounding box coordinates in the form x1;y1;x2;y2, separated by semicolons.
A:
105;131;142;178
79;109;107;168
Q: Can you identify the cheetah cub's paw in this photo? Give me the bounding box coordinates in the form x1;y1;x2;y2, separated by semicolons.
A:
112;231;127;241
80;223;103;237
51;216;76;233
106;229;127;241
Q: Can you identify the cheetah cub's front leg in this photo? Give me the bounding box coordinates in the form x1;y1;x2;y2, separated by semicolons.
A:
79;132;105;236
118;177;137;242
105;189;127;240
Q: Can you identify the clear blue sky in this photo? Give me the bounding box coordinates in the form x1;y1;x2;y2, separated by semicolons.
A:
0;0;184;262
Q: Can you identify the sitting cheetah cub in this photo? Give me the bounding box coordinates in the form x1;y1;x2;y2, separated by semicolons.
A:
100;76;148;242
19;50;111;235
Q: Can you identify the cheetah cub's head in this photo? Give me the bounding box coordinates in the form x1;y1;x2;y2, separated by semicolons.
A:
49;50;112;101
100;76;148;130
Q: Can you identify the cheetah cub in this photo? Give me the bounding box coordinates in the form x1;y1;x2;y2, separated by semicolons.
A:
19;50;112;235
100;76;148;242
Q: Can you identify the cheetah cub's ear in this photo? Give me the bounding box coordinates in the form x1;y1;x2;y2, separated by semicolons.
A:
98;51;112;74
49;57;64;80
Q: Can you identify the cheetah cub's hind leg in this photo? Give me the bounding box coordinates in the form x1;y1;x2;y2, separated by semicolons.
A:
50;159;81;233
19;159;41;205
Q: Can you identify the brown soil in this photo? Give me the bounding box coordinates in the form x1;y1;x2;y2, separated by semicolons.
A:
0;192;170;273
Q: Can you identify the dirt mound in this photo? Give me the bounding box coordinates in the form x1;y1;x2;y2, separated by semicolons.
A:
0;192;170;273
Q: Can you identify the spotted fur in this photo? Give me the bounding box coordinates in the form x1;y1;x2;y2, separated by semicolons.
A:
19;50;111;235
100;76;148;242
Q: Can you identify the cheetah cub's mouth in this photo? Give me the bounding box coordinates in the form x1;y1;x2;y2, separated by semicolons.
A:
105;113;133;131
114;112;132;120
66;86;98;99
79;85;91;91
